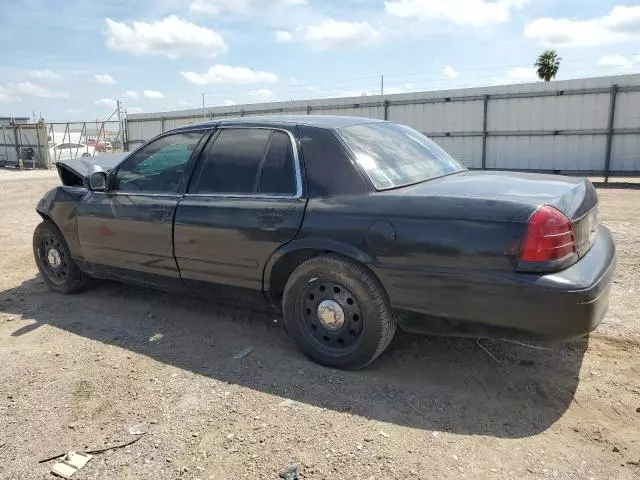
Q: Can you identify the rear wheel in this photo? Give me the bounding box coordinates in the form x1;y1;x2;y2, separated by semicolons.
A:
33;221;88;294
282;254;396;369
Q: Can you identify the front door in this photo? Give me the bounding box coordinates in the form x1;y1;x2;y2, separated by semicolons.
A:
174;127;306;293
77;130;208;287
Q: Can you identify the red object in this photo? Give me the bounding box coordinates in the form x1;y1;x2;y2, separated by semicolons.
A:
521;205;576;262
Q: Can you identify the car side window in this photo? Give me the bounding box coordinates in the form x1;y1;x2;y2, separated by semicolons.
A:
115;131;205;194
256;131;297;195
189;128;297;196
298;125;370;197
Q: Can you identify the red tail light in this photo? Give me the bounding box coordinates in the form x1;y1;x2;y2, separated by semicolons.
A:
521;206;576;262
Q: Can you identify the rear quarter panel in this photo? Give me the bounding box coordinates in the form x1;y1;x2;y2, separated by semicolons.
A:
297;193;535;314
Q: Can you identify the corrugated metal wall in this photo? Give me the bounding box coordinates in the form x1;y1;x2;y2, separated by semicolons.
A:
126;74;640;176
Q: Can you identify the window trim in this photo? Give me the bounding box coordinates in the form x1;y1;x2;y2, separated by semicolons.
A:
186;126;303;200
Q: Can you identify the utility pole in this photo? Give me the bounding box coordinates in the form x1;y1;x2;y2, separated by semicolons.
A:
380;74;385;117
116;100;122;143
202;93;206;119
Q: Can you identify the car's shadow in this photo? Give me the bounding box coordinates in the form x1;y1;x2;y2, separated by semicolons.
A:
1;276;588;439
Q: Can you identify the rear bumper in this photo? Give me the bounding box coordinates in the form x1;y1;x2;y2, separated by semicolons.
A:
388;226;616;339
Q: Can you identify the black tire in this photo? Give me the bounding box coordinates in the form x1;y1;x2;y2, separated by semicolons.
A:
282;254;396;369
33;220;88;294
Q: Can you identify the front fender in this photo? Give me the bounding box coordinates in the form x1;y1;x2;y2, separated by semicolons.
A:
36;186;86;259
263;237;373;293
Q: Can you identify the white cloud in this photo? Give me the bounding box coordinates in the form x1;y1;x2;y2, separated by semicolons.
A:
597;55;633;70
249;88;275;97
190;0;306;15
385;87;404;94
93;74;117;85
493;67;538;84
276;30;293;42
105;15;228;58
15;81;68;98
122;90;138;99
144;90;166;99
180;65;278;85
94;98;117;108
0;86;21;102
307;85;321;93
443;65;459;79
223;99;236;106
303;19;379;49
525;6;640;47
385;0;531;27
127;106;144;114
28;69;61;80
636;55;640;63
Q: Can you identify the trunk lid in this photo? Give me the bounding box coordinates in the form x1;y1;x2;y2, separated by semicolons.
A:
401;170;599;258
403;170;597;221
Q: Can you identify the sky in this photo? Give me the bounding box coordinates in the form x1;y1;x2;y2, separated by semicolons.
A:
1;0;639;121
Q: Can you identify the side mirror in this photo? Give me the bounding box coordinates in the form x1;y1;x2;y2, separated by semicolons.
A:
87;171;108;191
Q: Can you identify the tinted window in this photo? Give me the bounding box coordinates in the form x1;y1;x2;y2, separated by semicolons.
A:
337;123;464;190
256;131;297;195
298;125;369;197
115;131;204;193
190;128;297;196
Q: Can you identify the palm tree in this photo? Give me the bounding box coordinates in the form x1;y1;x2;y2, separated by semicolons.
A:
535;49;561;82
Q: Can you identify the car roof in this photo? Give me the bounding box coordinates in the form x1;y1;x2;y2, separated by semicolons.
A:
181;115;387;130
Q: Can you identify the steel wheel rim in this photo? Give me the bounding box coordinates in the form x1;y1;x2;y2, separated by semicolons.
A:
297;279;364;354
38;235;69;285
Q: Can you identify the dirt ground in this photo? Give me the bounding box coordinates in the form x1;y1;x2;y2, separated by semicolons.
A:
0;169;638;480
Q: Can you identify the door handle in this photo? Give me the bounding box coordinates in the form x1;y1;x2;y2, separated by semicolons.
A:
258;213;285;224
258;210;285;231
150;208;167;221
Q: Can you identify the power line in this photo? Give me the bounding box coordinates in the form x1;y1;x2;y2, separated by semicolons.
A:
199;52;640;101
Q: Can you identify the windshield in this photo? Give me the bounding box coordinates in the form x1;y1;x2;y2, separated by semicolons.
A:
337;122;465;190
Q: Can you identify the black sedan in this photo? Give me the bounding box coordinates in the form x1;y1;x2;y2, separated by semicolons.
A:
34;115;615;369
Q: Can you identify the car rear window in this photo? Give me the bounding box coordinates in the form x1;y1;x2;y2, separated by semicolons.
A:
336;122;464;190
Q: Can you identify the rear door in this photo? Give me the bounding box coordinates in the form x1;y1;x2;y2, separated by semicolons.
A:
77;130;208;287
174;126;306;292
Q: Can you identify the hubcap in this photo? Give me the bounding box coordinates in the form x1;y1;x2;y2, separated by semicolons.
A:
317;299;345;330
298;280;364;352
38;235;68;285
47;248;61;269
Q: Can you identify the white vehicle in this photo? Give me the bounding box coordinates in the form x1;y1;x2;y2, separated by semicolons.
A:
49;142;96;161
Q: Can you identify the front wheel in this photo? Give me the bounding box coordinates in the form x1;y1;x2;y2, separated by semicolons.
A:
282;254;396;370
33;221;88;294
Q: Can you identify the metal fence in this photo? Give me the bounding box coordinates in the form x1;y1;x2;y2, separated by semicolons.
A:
47;120;123;163
0;119;123;168
126;74;640;181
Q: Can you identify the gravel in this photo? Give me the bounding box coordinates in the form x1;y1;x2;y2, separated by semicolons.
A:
0;169;639;479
